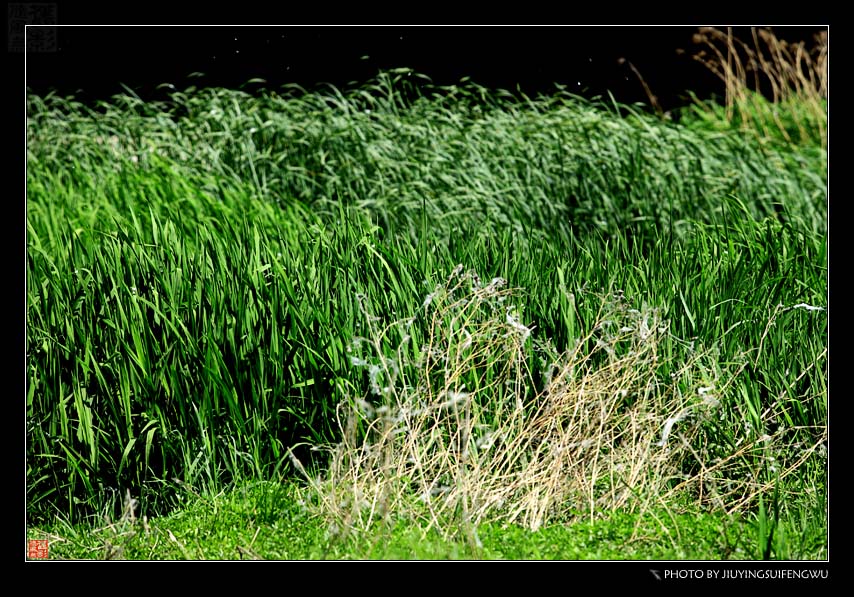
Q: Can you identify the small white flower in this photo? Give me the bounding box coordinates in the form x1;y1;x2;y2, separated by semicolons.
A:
439;391;469;410
787;303;825;312
460;328;472;350
355;398;374;417
656;409;691;447
505;308;532;340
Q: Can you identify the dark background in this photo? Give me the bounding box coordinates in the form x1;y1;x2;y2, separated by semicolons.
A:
24;25;827;112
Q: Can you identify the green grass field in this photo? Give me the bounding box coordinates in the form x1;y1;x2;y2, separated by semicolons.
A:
26;68;827;560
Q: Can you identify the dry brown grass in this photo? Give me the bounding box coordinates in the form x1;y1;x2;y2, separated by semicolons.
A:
291;267;734;542
686;26;827;147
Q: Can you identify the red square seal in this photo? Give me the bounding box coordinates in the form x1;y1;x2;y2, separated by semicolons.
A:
27;539;49;560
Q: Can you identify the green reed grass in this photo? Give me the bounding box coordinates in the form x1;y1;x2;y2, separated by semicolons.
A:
27;73;826;531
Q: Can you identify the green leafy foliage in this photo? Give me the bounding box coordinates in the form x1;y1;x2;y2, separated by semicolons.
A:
27;71;825;558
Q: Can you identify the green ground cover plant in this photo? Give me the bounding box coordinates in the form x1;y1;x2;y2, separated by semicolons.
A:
26;29;826;559
29;480;825;560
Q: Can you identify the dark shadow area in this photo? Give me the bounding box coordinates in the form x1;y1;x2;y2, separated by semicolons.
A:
26;26;826;110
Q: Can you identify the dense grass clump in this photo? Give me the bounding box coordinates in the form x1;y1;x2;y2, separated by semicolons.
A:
27;71;825;559
299;267;724;537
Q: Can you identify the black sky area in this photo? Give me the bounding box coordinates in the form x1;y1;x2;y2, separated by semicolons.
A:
24;25;827;112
